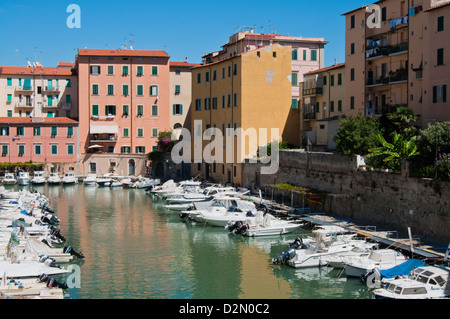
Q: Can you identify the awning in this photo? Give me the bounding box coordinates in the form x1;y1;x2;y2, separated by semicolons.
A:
90;124;119;134
88;145;104;149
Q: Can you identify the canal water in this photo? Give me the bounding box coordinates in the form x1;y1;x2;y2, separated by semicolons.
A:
19;184;373;299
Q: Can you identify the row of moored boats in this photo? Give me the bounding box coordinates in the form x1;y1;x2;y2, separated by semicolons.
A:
0;187;84;299
151;179;450;299
1;171;160;189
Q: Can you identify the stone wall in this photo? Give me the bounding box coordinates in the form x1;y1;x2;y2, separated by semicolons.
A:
242;150;450;243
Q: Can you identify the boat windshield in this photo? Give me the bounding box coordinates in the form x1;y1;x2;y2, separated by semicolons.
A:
402;287;427;295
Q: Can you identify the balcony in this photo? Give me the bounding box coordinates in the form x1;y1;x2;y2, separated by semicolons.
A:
366;68;408;87
15;101;33;108
44;86;60;93
366;42;408;60
303;87;323;96
15;86;33;93
303;112;316;120
89;134;118;143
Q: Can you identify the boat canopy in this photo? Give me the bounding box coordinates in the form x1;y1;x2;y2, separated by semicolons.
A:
380;259;427;279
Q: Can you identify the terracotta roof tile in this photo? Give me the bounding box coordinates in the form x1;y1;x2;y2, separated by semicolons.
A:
78;48;169;58
170;61;202;68
0;117;78;124
304;63;345;76
0;66;74;76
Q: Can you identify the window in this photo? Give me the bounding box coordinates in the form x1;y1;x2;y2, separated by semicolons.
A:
152;128;158;137
351;68;355;81
351;43;355;55
227;94;231;108
18;145;25;157
1;127;9;136
67;126;74;137
51;126;58;137
351;15;355;29
123;85;129;96
331;75;335;86
1;145;8;157
107;65;114;75
7;78;12;86
47;95;53;107
135;146;146;154
90;66;100;75
195;99;201;111
437;48;444;66
213;70;217;81
433;85;447;103
7;94;12;103
291;99;298;109
292;49;298;60
323;76;327;85
137;128;144;137
222;95;225;109
92;84;99;95
121;146;131;154
338;100;342;112
438;16;444;32
150;85;158;96
122;105;129;116
233;64;237;75
122;66;129;76
151;66;158;76
137;66;143;76
65;95;71;103
204;97;210;110
16;126;25;136
137;105;144;117
233;93;237;107
7;111;12;117
330;101;335;112
350;96;355;109
152;105;158;116
34;144;41;156
205;71;210;82
175;85;181;94
197;73;201;84
105;105;116;116
381;7;387;22
338;73;342;85
51;144;58;155
66;79;71;87
34;126;41;136
67;144;74;155
92;105;99;116
123;128;129;137
173;104;183;115
137;85;143;96
222;67;225;79
303;50;307;61
292;72;298;86
311;50;317;61
107;84;114;95
212;97;217;110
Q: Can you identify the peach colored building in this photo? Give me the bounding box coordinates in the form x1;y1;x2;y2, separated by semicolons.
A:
0;117;78;170
76;49;171;176
342;0;450;127
0;64;78;119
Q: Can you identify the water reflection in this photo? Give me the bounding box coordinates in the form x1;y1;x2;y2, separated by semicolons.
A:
5;184;372;299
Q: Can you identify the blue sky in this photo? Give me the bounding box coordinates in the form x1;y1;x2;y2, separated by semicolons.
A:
0;0;369;67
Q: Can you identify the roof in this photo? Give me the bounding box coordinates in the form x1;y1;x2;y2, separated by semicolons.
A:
170;61;202;68
425;1;450;11
304;62;345;76
0;66;74;76
0;117;78;125
77;48;170;58
57;62;75;68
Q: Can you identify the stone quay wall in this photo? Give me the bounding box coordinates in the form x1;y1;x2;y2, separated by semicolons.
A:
242;150;450;243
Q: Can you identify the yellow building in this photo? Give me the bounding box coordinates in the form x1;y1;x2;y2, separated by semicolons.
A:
302;63;345;151
190;44;293;185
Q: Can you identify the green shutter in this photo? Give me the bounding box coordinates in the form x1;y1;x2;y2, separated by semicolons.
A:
51;145;57;155
152;66;158;75
92;105;99;116
292;73;298;86
173;104;176;115
180;104;183;115
292;49;298;60
122;66;128;75
123;85;129;96
68;126;73;136
92;84;98;95
7;94;12;102
48;95;53;106
24;78;31;90
311;50;317;61
137;85;143;96
137;66;143;75
51;126;57;136
68;145;74;155
7;78;12;86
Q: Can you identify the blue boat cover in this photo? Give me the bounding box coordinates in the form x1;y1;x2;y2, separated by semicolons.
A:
380;259;427;279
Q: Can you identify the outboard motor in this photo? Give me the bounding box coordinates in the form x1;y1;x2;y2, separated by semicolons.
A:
39;255;60;268
41;239;53;248
49;226;66;241
41;205;55;214
235;223;250;236
271;237;304;265
38;274;68;290
362;267;382;288
64;245;84;259
226;221;243;233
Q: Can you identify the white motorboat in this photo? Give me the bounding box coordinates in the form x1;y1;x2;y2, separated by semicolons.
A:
121;178;133;188
322;246;377;269
17;172;31;186
344;249;408;278
61;172;77;184
47;173;61;185
110;180;123;187
133;178;160;189
0;261;69;278
371;264;450;299
83;173;97;185
2;173;16;185
227;212;302;237
31;171;46;185
96;174;113;187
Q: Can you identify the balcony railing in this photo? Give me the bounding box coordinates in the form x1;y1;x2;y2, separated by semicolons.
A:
44;86;60;92
366;68;408;87
15;86;33;92
89;134;118;143
16;101;33;108
303;87;323;96
366;42;408;60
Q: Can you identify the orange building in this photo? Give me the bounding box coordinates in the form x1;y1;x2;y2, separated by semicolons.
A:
76;49;171;176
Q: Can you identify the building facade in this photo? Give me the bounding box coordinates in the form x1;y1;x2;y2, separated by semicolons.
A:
0;64;78;119
190;44;292;185
0;117;78;171
343;0;450;127
76;49;171;176
302;63;345;150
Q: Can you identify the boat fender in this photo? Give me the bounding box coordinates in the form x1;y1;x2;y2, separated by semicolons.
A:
364;267;382;288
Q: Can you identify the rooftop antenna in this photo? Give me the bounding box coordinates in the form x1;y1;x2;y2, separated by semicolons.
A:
129;34;134;50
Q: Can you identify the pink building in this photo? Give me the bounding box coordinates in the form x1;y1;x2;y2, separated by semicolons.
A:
76;49;171;176
0;117;78;169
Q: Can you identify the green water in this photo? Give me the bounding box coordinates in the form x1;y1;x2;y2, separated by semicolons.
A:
19;184;373;299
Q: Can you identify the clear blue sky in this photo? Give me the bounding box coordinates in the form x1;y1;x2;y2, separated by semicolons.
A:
0;0;369;67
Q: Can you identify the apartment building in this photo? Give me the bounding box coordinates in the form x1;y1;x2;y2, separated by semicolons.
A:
302;62;345;150
169;61;201;134
0;117;78;170
191;44;292;185
76;48;171;176
0;64;78;119
202;29;328;146
343;0;450;127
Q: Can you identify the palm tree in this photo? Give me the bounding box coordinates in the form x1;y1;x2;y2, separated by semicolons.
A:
366;131;420;171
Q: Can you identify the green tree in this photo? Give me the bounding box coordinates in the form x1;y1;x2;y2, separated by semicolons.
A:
366;131;419;171
333;113;381;155
381;106;419;139
415;121;450;165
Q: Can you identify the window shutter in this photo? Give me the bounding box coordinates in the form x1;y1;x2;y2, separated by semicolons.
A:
433;86;437;103
173;105;176;115
180;104;183;115
444;85;447;102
